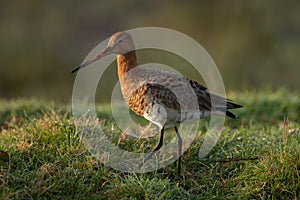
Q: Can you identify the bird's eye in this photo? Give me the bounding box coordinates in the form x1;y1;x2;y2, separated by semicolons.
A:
118;39;123;44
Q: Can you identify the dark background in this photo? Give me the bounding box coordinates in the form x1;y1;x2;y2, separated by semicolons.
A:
1;1;299;102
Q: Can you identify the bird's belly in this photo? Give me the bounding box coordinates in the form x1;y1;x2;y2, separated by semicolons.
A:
142;103;210;129
143;104;211;128
143;103;177;129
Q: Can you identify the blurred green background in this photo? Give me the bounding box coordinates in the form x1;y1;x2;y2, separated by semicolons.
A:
1;1;299;102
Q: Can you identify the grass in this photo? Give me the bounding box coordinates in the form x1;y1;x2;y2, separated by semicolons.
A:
0;89;300;199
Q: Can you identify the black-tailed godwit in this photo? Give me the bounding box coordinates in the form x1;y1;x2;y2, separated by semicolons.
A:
72;31;243;178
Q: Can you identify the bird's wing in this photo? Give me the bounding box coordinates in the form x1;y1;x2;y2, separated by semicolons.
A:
188;79;243;119
188;79;213;111
128;83;181;116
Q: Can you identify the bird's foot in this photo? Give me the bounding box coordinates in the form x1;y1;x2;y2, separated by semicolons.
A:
175;174;182;183
167;171;182;183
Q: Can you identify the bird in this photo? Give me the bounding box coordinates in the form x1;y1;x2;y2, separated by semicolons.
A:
71;31;243;178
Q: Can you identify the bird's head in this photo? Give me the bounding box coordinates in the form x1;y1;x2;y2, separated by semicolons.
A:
71;31;135;73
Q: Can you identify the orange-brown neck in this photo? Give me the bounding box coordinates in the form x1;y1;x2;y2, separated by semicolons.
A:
117;50;137;78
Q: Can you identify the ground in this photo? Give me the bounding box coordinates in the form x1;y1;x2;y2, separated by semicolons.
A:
0;89;300;199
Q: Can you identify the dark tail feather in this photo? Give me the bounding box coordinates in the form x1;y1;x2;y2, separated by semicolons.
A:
225;100;243;119
226;110;238;119
226;100;243;109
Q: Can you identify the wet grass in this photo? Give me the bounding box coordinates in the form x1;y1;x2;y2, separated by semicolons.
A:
1;89;300;199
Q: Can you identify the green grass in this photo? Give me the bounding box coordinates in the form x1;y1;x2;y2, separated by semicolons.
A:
1;89;300;199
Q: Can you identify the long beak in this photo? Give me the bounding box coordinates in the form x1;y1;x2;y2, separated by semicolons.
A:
71;47;112;73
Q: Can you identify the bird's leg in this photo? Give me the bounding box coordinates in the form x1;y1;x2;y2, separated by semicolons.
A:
174;126;182;178
139;126;165;168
